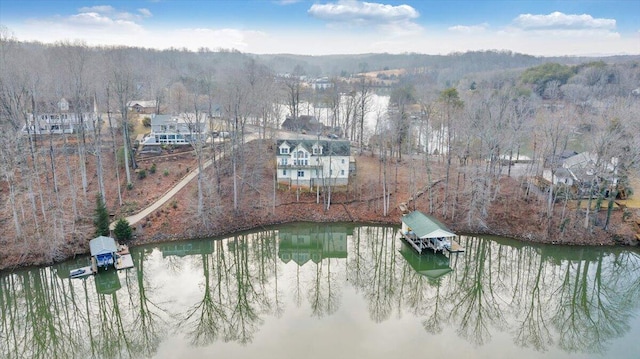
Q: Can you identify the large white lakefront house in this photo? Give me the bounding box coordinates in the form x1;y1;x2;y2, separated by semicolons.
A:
276;139;353;189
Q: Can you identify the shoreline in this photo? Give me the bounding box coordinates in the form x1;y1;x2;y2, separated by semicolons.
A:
1;201;633;274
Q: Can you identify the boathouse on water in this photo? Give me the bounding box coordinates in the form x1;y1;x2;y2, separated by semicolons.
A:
400;211;463;254
89;236;118;270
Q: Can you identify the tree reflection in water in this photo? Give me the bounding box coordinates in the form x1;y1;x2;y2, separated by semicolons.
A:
1;224;640;358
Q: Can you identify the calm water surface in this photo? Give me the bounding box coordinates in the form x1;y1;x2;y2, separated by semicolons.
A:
2;223;640;359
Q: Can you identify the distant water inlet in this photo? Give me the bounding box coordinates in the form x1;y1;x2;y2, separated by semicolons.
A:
1;223;640;359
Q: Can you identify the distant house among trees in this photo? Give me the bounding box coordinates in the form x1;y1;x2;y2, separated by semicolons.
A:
311;77;333;91
281;115;343;138
281;115;323;134
140;114;207;146
23;97;97;135
543;151;619;195
127;100;158;114
276;139;353;188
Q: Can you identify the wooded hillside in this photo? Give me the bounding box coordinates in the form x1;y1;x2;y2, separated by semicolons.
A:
1;36;639;270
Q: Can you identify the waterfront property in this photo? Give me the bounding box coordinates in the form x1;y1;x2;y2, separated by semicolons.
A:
69;236;134;277
276;139;353;189
399;211;464;254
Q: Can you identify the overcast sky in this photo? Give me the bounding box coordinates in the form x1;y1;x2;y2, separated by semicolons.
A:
1;0;638;56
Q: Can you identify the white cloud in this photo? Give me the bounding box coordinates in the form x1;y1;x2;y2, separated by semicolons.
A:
166;28;266;51
138;8;153;18
77;5;115;14
19;6;147;45
6;5;638;57
308;0;419;26
63;12;142;34
448;23;489;34
512;11;616;31
75;4;151;22
503;11;621;44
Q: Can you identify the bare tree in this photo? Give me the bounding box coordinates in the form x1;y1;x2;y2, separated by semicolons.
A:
282;65;305;120
438;87;463;218
109;50;138;188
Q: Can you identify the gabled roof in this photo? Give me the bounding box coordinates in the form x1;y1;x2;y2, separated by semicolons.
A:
276;139;350;156
127;100;157;108
281;115;321;132
401;211;456;239
89;236;118;256
563;152;597;169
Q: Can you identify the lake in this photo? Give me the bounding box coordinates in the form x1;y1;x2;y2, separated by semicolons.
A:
2;223;640;359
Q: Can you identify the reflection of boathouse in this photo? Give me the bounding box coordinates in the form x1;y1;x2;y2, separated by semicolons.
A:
278;224;349;265
399;243;452;280
94;270;121;294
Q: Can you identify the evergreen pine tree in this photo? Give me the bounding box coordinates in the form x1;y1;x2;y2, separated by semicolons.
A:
94;194;110;237
113;218;132;242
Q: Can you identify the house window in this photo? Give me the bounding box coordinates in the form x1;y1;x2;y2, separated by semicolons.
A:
281;158;288;165
280;147;289;154
340;170;345;175
283;169;287;176
341;159;345;164
330;170;333;176
297;170;304;177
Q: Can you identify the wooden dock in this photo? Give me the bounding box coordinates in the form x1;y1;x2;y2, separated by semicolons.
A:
398;229;465;254
447;239;465;253
115;244;134;270
115;254;134;270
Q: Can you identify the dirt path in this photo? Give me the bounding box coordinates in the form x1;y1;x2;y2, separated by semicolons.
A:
110;133;258;229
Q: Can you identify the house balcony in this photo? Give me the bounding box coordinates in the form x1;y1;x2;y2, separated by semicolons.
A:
277;164;324;170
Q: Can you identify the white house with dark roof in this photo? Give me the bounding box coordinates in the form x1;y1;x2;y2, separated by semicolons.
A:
276;139;352;188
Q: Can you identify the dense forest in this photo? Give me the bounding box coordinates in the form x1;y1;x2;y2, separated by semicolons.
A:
1;31;639;268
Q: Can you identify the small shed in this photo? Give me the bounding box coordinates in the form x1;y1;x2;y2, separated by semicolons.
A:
90;236;118;270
